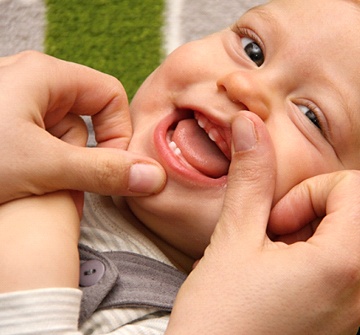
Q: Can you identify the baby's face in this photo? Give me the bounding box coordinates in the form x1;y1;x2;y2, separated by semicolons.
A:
126;0;360;261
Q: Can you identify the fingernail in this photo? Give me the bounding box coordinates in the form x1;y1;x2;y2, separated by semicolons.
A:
232;115;257;152
129;164;165;194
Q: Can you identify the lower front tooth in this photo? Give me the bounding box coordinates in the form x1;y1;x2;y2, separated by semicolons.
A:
169;141;177;150
170;141;182;156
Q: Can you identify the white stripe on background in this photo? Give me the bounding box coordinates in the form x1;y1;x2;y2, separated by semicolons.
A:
164;0;184;55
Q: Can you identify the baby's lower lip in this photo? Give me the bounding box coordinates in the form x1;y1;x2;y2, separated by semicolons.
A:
154;111;227;187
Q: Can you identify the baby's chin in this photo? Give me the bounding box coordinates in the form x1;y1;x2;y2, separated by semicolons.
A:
126;195;215;260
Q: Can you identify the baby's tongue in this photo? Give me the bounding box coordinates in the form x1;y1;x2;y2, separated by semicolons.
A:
172;119;230;178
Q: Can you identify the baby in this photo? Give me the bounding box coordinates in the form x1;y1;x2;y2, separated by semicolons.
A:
125;0;360;266
2;0;360;334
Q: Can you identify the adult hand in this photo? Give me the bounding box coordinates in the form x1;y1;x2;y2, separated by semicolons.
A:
0;51;166;204
167;112;360;335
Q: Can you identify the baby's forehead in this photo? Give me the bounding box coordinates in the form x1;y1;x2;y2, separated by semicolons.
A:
241;0;360;65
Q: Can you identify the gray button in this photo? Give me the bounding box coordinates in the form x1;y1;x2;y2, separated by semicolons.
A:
80;260;105;287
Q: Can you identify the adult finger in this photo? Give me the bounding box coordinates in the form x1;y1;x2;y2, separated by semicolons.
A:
54;141;167;196
214;111;277;248
1;51;132;150
4;128;166;201
168;113;277;335
269;170;360;244
47;113;89;147
0;52;168;203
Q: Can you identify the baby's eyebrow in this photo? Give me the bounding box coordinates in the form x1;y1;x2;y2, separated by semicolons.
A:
241;5;281;36
250;7;276;23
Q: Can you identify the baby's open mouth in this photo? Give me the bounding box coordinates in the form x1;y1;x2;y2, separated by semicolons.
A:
167;111;231;178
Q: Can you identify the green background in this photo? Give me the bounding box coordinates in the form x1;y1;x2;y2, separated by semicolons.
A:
45;0;164;100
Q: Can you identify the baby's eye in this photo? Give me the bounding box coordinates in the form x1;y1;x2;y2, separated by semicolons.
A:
241;37;264;67
298;105;321;129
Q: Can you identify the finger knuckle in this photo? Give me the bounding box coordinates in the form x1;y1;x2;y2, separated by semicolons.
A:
336;257;360;287
90;71;127;106
16;50;47;66
317;250;360;290
336;170;360;188
105;79;129;110
334;171;360;207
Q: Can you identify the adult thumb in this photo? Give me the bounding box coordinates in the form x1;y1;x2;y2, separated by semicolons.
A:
217;112;277;247
10;131;167;203
50;143;167;196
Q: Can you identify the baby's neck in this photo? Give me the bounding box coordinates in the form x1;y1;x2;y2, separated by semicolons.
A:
112;196;194;274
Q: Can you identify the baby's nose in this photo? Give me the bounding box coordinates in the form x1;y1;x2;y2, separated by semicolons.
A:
217;70;271;121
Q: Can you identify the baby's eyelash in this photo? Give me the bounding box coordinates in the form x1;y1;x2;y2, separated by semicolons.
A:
298;102;324;132
232;26;265;56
